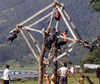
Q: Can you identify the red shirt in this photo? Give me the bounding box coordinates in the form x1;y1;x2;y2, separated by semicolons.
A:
57;12;61;20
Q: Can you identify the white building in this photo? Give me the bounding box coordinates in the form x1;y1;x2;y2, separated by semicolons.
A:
84;64;100;69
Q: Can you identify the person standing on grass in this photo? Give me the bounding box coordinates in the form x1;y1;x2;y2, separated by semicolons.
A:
51;71;56;84
79;75;85;84
43;65;50;84
3;65;10;84
57;63;69;84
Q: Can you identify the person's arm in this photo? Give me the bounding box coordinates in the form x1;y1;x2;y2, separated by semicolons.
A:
66;68;71;77
8;70;11;82
60;33;63;35
8;75;11;83
66;69;70;77
8;75;10;80
57;68;61;76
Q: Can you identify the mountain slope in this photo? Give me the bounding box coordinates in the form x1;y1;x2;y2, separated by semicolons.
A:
0;0;100;65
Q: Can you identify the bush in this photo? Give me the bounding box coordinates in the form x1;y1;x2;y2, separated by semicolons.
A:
83;68;90;73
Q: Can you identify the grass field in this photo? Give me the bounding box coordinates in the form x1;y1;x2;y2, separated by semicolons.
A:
0;73;99;84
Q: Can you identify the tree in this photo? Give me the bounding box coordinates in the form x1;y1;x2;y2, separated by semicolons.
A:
80;47;100;67
89;0;100;11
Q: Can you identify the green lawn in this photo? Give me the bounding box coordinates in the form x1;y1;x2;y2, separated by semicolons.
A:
0;73;99;84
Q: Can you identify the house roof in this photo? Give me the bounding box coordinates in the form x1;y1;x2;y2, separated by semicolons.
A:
84;64;100;69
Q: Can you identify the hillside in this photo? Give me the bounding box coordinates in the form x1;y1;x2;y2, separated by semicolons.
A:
0;0;100;66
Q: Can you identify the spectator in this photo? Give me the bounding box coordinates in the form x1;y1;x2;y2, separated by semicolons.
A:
79;75;85;84
57;63;69;84
3;65;10;84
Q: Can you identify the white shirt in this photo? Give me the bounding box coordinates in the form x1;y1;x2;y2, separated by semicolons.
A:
70;67;74;73
58;67;68;77
10;29;16;34
3;68;10;80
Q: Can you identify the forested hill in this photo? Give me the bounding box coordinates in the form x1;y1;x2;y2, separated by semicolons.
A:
0;0;100;66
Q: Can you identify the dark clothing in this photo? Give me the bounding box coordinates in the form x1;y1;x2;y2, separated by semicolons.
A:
4;80;9;84
61;76;67;84
84;45;93;52
92;40;100;48
57;41;67;49
46;40;53;50
55;16;60;21
46;31;58;50
48;31;57;42
85;40;100;52
7;33;17;42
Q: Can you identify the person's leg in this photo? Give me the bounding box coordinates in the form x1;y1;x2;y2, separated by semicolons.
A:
64;77;67;84
86;45;93;52
61;77;64;84
4;80;9;84
57;78;59;84
10;34;17;42
55;17;59;21
4;80;6;84
46;74;50;84
7;80;9;84
13;34;17;39
57;41;66;49
46;41;52;50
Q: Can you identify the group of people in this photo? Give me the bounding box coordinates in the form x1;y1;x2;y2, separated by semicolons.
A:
7;6;100;53
2;64;85;84
45;25;100;54
42;63;69;84
7;7;61;43
45;27;68;53
51;63;85;84
43;62;84;84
